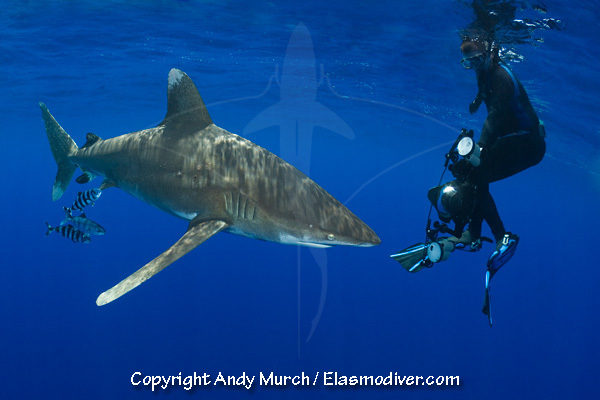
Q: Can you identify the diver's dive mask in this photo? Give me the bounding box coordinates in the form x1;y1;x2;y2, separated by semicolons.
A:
461;52;486;69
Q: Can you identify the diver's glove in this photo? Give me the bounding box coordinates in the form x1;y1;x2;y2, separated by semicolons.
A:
469;93;483;114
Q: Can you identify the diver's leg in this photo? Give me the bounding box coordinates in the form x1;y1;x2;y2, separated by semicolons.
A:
480;132;545;183
478;187;506;243
447;184;503;247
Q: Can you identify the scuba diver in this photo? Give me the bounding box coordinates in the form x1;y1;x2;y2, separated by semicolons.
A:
452;39;545;259
391;39;546;325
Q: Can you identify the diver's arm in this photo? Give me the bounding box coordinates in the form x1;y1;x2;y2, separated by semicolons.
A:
478;67;514;148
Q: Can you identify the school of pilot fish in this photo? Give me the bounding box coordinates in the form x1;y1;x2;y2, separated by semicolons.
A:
45;187;105;243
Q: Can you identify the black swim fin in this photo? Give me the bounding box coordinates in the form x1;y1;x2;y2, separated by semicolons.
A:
482;269;492;327
482;233;519;327
390;243;431;273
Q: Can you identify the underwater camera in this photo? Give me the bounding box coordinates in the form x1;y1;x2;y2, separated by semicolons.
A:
390;128;479;272
427;128;479;231
427;179;476;226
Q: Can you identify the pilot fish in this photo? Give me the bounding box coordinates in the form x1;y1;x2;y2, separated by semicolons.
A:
45;222;91;243
61;207;105;235
68;188;102;213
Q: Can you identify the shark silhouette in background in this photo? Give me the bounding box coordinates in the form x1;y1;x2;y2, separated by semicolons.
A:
40;68;380;306
244;23;354;166
244;23;355;343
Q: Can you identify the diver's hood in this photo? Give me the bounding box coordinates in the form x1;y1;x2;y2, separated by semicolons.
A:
428;180;477;224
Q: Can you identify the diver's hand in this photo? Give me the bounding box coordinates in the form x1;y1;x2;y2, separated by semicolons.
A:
469;100;479;114
469;94;483;114
450;159;473;179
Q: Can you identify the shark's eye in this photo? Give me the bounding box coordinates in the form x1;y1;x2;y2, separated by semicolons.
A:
327;233;335;241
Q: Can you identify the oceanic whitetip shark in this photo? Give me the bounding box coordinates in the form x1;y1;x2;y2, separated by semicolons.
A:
40;69;380;306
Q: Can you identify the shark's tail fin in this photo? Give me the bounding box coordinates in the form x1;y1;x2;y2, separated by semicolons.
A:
39;103;79;201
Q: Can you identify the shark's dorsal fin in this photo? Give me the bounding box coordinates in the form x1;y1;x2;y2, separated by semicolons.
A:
81;133;101;149
160;69;213;136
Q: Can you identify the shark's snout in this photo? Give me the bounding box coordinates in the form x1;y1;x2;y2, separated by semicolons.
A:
361;229;382;246
318;211;381;247
344;222;381;247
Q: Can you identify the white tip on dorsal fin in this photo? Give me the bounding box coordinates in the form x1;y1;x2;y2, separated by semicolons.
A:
168;69;185;88
160;69;213;134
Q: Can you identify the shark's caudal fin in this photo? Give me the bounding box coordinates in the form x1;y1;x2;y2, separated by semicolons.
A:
96;219;229;306
39;103;79;201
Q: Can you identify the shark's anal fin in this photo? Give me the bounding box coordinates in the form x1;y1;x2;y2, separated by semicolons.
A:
99;179;116;191
96;219;229;306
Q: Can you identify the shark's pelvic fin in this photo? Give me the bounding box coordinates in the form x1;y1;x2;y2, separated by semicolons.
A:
96;219;229;306
76;172;95;184
159;69;213;136
39;103;79;201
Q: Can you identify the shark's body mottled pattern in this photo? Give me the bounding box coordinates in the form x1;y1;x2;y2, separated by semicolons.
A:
40;69;380;305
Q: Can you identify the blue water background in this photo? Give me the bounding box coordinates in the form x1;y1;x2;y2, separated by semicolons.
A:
1;1;599;398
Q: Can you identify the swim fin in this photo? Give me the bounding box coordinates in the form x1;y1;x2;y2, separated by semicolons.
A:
482;269;492;326
390;243;431;273
482;233;518;326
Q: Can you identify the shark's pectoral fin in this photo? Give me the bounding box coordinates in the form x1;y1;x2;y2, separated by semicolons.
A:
96;219;229;306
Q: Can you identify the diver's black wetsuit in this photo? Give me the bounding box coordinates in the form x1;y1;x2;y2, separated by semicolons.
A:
465;62;546;241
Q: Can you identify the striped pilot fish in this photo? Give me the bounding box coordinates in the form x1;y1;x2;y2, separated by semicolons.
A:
45;222;91;243
68;188;102;213
61;207;105;235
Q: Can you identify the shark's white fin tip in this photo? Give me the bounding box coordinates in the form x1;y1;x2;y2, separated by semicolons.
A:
96;293;109;306
168;68;185;88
